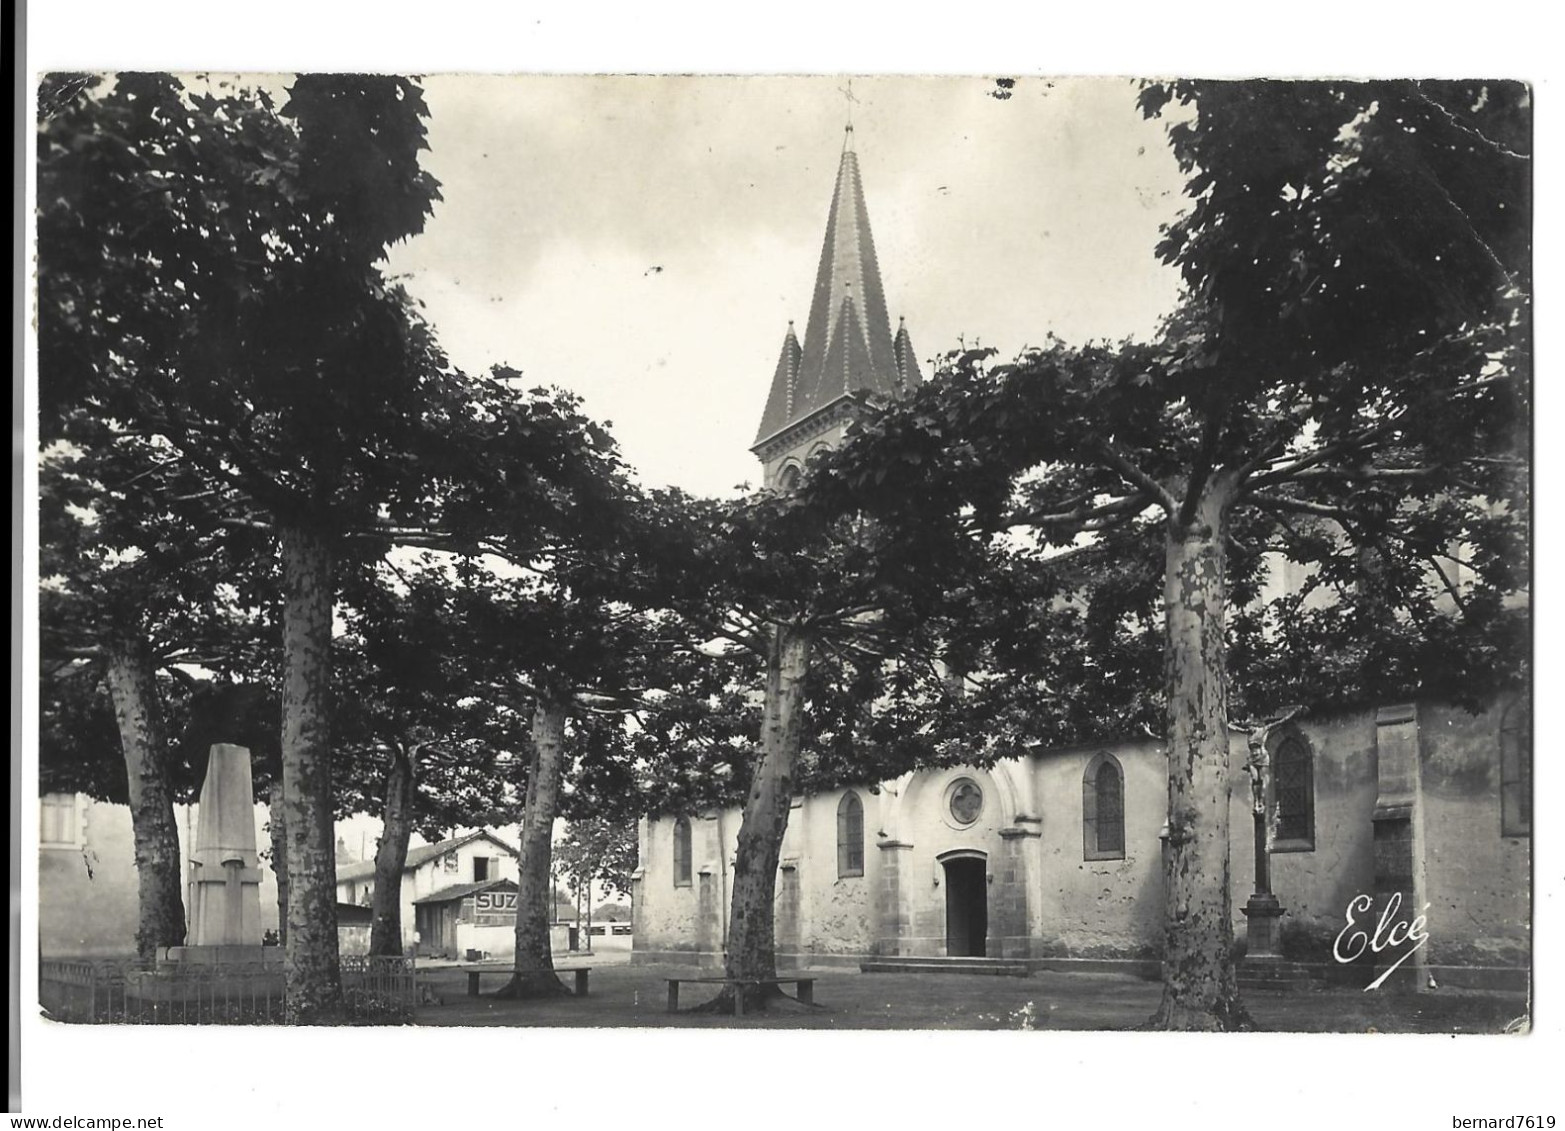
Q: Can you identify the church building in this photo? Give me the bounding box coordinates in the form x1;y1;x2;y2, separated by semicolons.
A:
629;131;1531;993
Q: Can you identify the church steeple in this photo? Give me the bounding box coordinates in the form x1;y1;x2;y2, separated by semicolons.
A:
753;134;916;451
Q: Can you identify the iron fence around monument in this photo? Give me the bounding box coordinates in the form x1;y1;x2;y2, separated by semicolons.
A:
39;955;418;1025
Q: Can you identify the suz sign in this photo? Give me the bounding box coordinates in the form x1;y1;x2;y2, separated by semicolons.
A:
472;890;519;925
475;891;518;914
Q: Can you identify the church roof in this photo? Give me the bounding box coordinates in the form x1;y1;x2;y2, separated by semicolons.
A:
754;134;918;447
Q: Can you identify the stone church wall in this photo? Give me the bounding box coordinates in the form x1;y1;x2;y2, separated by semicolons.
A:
1224;712;1379;958
1417;695;1530;980
1030;740;1166;960
630;692;1529;988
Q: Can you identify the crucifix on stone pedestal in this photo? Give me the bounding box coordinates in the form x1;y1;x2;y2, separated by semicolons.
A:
1238;706;1305;962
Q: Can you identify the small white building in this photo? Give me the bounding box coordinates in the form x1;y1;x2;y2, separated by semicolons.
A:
333;830;520;956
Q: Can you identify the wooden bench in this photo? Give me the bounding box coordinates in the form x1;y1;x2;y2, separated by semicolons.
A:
458;965;591;997
663;976;815;1015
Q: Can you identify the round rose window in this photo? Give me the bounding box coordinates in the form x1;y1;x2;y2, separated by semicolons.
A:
948;778;983;825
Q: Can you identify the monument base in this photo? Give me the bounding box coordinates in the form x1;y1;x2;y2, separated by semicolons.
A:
157;945;283;965
125;945;286;1004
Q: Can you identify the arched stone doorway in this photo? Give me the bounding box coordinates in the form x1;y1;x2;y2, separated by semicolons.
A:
940;852;988;957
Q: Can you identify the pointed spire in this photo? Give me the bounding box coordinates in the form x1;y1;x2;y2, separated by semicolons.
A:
755;140;916;447
754;321;805;443
893;315;922;389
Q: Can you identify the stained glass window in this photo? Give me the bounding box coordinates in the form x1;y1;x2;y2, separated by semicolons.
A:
1083;754;1125;860
837;792;865;877
673;817;693;886
1272;736;1315;848
949;779;983;825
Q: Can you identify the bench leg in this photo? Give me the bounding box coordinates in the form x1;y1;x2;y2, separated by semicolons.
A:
574;969;589;997
798;980;814;1006
667;981;679;1012
467;972;480;997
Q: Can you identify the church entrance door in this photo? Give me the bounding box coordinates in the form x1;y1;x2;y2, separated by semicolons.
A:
943;856;987;957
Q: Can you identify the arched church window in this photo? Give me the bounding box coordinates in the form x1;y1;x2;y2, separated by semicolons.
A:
672;817;693;887
1082;753;1125;860
837;791;865;877
777;464;801;492
1501;695;1531;837
1271;734;1315;850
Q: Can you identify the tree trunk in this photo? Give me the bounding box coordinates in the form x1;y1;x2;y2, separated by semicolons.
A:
1149;471;1253;1031
267;781;288;947
500;693;570;998
279;523;342;1023
714;624;811;1013
369;744;416;957
103;640;186;958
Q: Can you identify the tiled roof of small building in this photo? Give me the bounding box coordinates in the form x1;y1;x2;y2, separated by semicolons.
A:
334;829;518;885
411;877;518;906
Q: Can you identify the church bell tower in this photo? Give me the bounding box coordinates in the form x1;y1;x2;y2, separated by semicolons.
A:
752;126;922;488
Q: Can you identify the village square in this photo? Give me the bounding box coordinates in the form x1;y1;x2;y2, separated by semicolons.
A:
25;62;1539;1128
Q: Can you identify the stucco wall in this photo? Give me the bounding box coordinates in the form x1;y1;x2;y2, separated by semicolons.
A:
1235;713;1380;947
888;766;1012;956
630;693;1528;981
1032;741;1165;958
782;789;876;960
1418;696;1530;969
633;811;735;962
38;796;280;958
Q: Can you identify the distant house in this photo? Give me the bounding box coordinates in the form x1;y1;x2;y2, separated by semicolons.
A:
413;878;520;960
333;830;520;956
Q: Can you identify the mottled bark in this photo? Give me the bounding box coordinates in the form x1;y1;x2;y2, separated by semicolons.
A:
280;524;342;1023
1149;470;1254;1031
103;640;186;958
267;781;288;947
369;745;415;957
714;625;811;1013
500;694;570;998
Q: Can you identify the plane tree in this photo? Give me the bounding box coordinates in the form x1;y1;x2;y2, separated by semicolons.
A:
330;567;521;956
627;486;999;1012
803;80;1530;1030
554;816;639;906
36;429;276;956
36;73;609;1019
429;555;680;999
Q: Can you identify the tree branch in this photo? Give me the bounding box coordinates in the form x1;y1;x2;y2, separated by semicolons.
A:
1095;441;1177;513
1243;492;1355;522
1009;491;1149;529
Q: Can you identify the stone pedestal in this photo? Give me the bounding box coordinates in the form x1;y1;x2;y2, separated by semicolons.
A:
149;743;275;994
1239;893;1309;991
1241;892;1284;957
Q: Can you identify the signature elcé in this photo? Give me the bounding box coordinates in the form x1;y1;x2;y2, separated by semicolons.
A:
1333;892;1431;991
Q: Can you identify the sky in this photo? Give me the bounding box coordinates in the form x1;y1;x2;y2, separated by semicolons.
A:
382;76;1191;497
